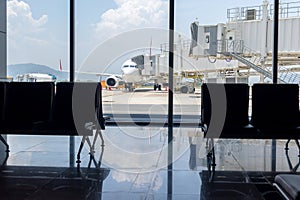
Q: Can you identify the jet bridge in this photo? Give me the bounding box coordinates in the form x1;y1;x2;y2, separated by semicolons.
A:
189;0;300;83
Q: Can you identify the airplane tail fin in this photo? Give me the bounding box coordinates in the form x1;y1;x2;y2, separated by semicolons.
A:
59;59;63;71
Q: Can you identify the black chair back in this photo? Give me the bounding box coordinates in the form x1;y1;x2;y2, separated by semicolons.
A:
251;84;299;129
53;82;102;135
4;82;54;130
201;83;250;131
0;82;7;128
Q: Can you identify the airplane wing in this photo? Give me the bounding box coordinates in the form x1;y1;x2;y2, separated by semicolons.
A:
58;60;123;79
60;70;123;80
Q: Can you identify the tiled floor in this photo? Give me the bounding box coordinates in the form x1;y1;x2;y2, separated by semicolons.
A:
0;126;299;199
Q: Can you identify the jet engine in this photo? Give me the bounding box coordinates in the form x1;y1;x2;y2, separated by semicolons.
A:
105;76;119;87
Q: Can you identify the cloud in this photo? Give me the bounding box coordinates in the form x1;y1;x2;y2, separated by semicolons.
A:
6;0;61;66
95;0;168;40
7;0;48;41
112;170;163;191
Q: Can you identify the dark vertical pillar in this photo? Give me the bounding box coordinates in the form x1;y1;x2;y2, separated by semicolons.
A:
273;0;279;84
271;0;279;172
168;0;174;199
70;0;75;82
69;0;75;167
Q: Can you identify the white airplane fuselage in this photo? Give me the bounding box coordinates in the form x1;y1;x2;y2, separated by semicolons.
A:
121;60;142;83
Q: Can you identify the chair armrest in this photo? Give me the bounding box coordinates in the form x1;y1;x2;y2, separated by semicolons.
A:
274;174;300;200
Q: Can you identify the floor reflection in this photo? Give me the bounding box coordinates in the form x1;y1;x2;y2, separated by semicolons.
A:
0;166;110;200
1;127;300;199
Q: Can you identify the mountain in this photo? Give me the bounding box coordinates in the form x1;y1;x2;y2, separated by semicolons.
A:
8;63;99;81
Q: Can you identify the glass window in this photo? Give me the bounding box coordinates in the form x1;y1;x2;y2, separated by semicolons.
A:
6;0;70;167
78;0;169;122
7;0;69;82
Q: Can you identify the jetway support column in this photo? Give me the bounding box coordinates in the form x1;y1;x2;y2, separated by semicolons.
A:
260;0;269;82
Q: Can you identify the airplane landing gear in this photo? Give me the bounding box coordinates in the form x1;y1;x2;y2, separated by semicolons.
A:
125;83;134;92
154;83;161;91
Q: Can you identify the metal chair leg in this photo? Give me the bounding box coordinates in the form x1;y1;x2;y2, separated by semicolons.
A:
285;146;294;173
77;136;87;164
285;140;300;173
77;127;105;174
285;139;291;150
206;138;216;182
86;129;105;169
0;135;9;153
295;139;300;157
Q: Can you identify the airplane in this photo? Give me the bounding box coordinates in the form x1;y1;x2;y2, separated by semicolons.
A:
98;38;166;92
99;59;153;92
16;73;57;82
106;59;142;90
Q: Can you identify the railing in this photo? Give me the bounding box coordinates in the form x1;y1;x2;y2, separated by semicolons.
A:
279;66;300;83
227;5;263;21
227;1;300;22
270;1;300;18
218;39;300;84
217;39;244;55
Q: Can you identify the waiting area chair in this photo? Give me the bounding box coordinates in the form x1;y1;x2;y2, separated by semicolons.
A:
0;81;108;171
201;83;300;181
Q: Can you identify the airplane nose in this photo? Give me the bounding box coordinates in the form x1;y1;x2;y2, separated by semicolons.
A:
122;68;135;74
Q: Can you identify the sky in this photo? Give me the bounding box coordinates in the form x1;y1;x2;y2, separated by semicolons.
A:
6;0;290;73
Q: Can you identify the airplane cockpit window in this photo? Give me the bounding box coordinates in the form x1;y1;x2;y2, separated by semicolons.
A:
123;65;129;68
130;65;135;68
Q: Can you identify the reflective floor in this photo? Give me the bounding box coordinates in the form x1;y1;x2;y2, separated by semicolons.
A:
0;126;299;199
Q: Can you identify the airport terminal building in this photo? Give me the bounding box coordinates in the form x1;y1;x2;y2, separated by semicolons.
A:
1;0;300;199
